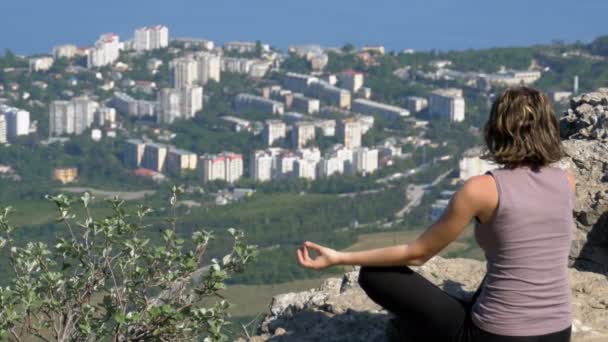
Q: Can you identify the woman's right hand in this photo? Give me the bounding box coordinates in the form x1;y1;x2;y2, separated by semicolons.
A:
296;241;343;270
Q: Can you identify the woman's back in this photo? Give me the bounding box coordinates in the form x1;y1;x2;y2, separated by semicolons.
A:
472;166;575;336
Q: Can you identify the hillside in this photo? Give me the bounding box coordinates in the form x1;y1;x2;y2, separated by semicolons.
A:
245;90;608;341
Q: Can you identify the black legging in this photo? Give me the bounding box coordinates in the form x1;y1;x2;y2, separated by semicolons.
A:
358;266;572;342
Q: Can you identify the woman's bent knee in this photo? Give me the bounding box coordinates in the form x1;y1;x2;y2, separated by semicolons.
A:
358;265;413;291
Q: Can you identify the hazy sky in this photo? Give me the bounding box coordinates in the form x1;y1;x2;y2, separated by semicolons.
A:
1;0;606;55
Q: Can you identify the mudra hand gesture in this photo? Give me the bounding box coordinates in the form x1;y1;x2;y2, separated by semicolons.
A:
296;241;342;270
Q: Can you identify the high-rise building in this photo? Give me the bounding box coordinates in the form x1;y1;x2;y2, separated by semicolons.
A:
318;156;344;178
0;114;6;144
294;158;317;180
49;97;97;137
428;88;465;122
283;73;317;93
109;92;156;118
170;57;199;89
277;153;297;177
405;96;428;113
196;52;221;84
157;86;203;124
124;139;146;169
263;120;287;146
292;121;316;148
95;107;117;127
180;86;204;119
50;101;74;136
142;143;168;172
235;94;284;115
340;70;364;93
72;96;99;135
353;147;379;174
1;106;30;140
87;33;120;68
198;152;244;183
199;154;226;182
337;118;362;149
222;152;244;183
291;94;320;114
166;148;197;175
308;80;351;109
53;44;78;59
29;57;54;72
251;151;273;182
134;25;169;51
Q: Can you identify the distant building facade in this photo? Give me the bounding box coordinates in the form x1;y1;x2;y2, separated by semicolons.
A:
134;25;169;51
428;88;465;122
87;33;120;68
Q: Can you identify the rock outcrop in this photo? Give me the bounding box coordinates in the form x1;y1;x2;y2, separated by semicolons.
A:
246;90;608;341
247;257;608;341
560;88;608;274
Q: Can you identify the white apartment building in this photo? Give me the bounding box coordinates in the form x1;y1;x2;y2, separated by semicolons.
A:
291;94;320;114
337;118;362;149
109;92;156;117
222;152;244;183
157;86;203;124
142;143;168;172
315;119;336;137
95;107;117;127
1;105;30;139
263;120;287;146
292;121;316;148
72;96;99;134
87;33;120;68
50;101;74;137
294;159;317;180
318;156;344;178
53;44;78;59
29;57;54;72
459;146;498;181
308;80;351;109
49;97;99;137
283;73;317;93
428;88;465;122
405;96;428;113
166;148;197;175
296;147;322;163
222;57;255;74
195;52;221;84
124;139;146;168
277;153;297;177
353;147;379;174
0;114;6;144
352;98;410;121
134;25;169;51
340;70;364;93
235;94;284;115
251;151;273;182
199;152;244;183
170;57;199;89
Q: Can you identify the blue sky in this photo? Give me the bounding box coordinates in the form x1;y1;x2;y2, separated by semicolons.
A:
1;0;606;55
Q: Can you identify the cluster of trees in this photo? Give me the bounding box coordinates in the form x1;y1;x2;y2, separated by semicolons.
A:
0;188;258;341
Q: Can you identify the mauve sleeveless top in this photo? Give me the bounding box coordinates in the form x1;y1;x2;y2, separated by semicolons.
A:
471;166;575;336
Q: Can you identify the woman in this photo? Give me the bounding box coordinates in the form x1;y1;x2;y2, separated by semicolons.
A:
296;87;575;341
